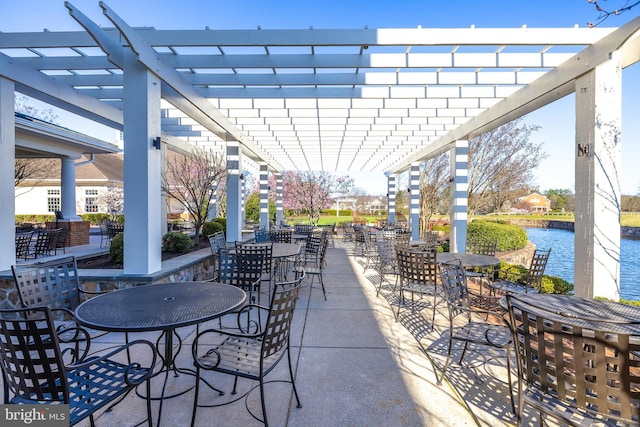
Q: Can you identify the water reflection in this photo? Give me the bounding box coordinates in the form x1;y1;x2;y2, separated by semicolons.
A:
525;227;640;301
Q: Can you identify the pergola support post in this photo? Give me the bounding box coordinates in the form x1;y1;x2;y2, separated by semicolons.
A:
226;140;243;242
574;50;622;300
122;50;162;274
275;174;283;227
0;78;15;270
409;163;420;241
259;163;269;230
449;140;469;253
387;175;396;225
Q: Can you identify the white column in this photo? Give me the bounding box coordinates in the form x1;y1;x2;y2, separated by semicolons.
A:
0;78;15;270
574;50;622;300
449;140;469;253
208;187;218;221
409;163;420;241
60;157;81;221
387;174;396;224
226;140;242;242
160;141;168;233
275;174;283;226
259;163;270;229
241;172;246;224
122;50;162;274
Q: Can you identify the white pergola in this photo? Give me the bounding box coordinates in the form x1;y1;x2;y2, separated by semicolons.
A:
2;3;640;299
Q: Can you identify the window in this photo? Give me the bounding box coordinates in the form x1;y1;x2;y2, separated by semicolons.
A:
47;189;60;213
85;189;99;213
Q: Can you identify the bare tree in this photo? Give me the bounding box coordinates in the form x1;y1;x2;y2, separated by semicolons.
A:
161;148;226;242
587;0;640;27
14;96;61;186
419;154;450;230
468;119;546;216
14;158;48;186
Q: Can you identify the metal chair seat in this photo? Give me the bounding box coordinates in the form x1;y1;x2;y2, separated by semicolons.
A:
192;276;304;426
0;306;156;426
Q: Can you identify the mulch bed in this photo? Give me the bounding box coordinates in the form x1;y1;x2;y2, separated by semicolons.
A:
77;239;211;269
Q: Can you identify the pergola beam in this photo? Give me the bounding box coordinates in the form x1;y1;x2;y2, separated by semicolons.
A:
388;14;640;174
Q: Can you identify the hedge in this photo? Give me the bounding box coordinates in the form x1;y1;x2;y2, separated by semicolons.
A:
467;220;527;252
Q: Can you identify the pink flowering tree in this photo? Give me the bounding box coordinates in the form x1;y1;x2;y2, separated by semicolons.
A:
282;171;353;225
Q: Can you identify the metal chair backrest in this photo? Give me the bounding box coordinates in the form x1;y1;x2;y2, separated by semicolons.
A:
0;307;68;404
376;237;397;266
525;248;551;292
254;228;270;243
466;238;498;256
33;228;61;257
15;232;33;260
218;245;266;292
55;226;68;253
11;256;82;318
244;242;274;275
294;224;315;237
438;260;469;320
269;228;293;243
207;231;226;255
506;294;640;425
395;245;438;286
262;278;302;359
106;221;123;239
420;230;439;248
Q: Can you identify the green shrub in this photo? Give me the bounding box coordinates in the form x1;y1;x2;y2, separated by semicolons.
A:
202;221;223;237
162;232;194;253
109;233;124;264
468;220;527;251
15;214;55;224
212;217;226;229
540;276;573;294
432;224;450;233
497;260;573;294
80;213;110;225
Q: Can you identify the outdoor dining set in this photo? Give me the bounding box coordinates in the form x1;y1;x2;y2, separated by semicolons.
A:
14;225;68;260
351;223;640;427
2;221;640;426
0;224;332;426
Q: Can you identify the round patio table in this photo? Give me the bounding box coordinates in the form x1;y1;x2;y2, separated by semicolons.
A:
436;252;500;268
501;293;640;333
75;282;246;425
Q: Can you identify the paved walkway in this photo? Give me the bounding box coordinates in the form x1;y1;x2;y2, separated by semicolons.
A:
8;236;540;426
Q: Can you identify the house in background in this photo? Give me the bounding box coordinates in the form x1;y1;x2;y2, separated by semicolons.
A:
15;154;124;216
515;192;551;213
16;150;194;219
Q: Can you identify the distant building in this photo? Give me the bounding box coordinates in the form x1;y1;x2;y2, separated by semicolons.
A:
516;192;551;213
15;154;123;215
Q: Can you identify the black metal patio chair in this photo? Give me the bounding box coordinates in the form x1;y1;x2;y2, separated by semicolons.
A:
395;245;441;325
437;260;515;414
506;294;640;426
191;275;304;427
0;306;156;426
489;248;551;294
294;233;329;300
15;231;33;260
11;256;111;341
32;228;61;258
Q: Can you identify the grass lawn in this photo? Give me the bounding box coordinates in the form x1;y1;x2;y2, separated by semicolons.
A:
287;213;640;227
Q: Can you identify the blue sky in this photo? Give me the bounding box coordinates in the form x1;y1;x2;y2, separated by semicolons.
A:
3;0;640;195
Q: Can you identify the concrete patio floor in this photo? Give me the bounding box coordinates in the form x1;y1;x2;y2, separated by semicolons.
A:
7;235;547;426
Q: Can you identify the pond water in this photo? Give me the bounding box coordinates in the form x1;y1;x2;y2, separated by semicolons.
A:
524;227;640;301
